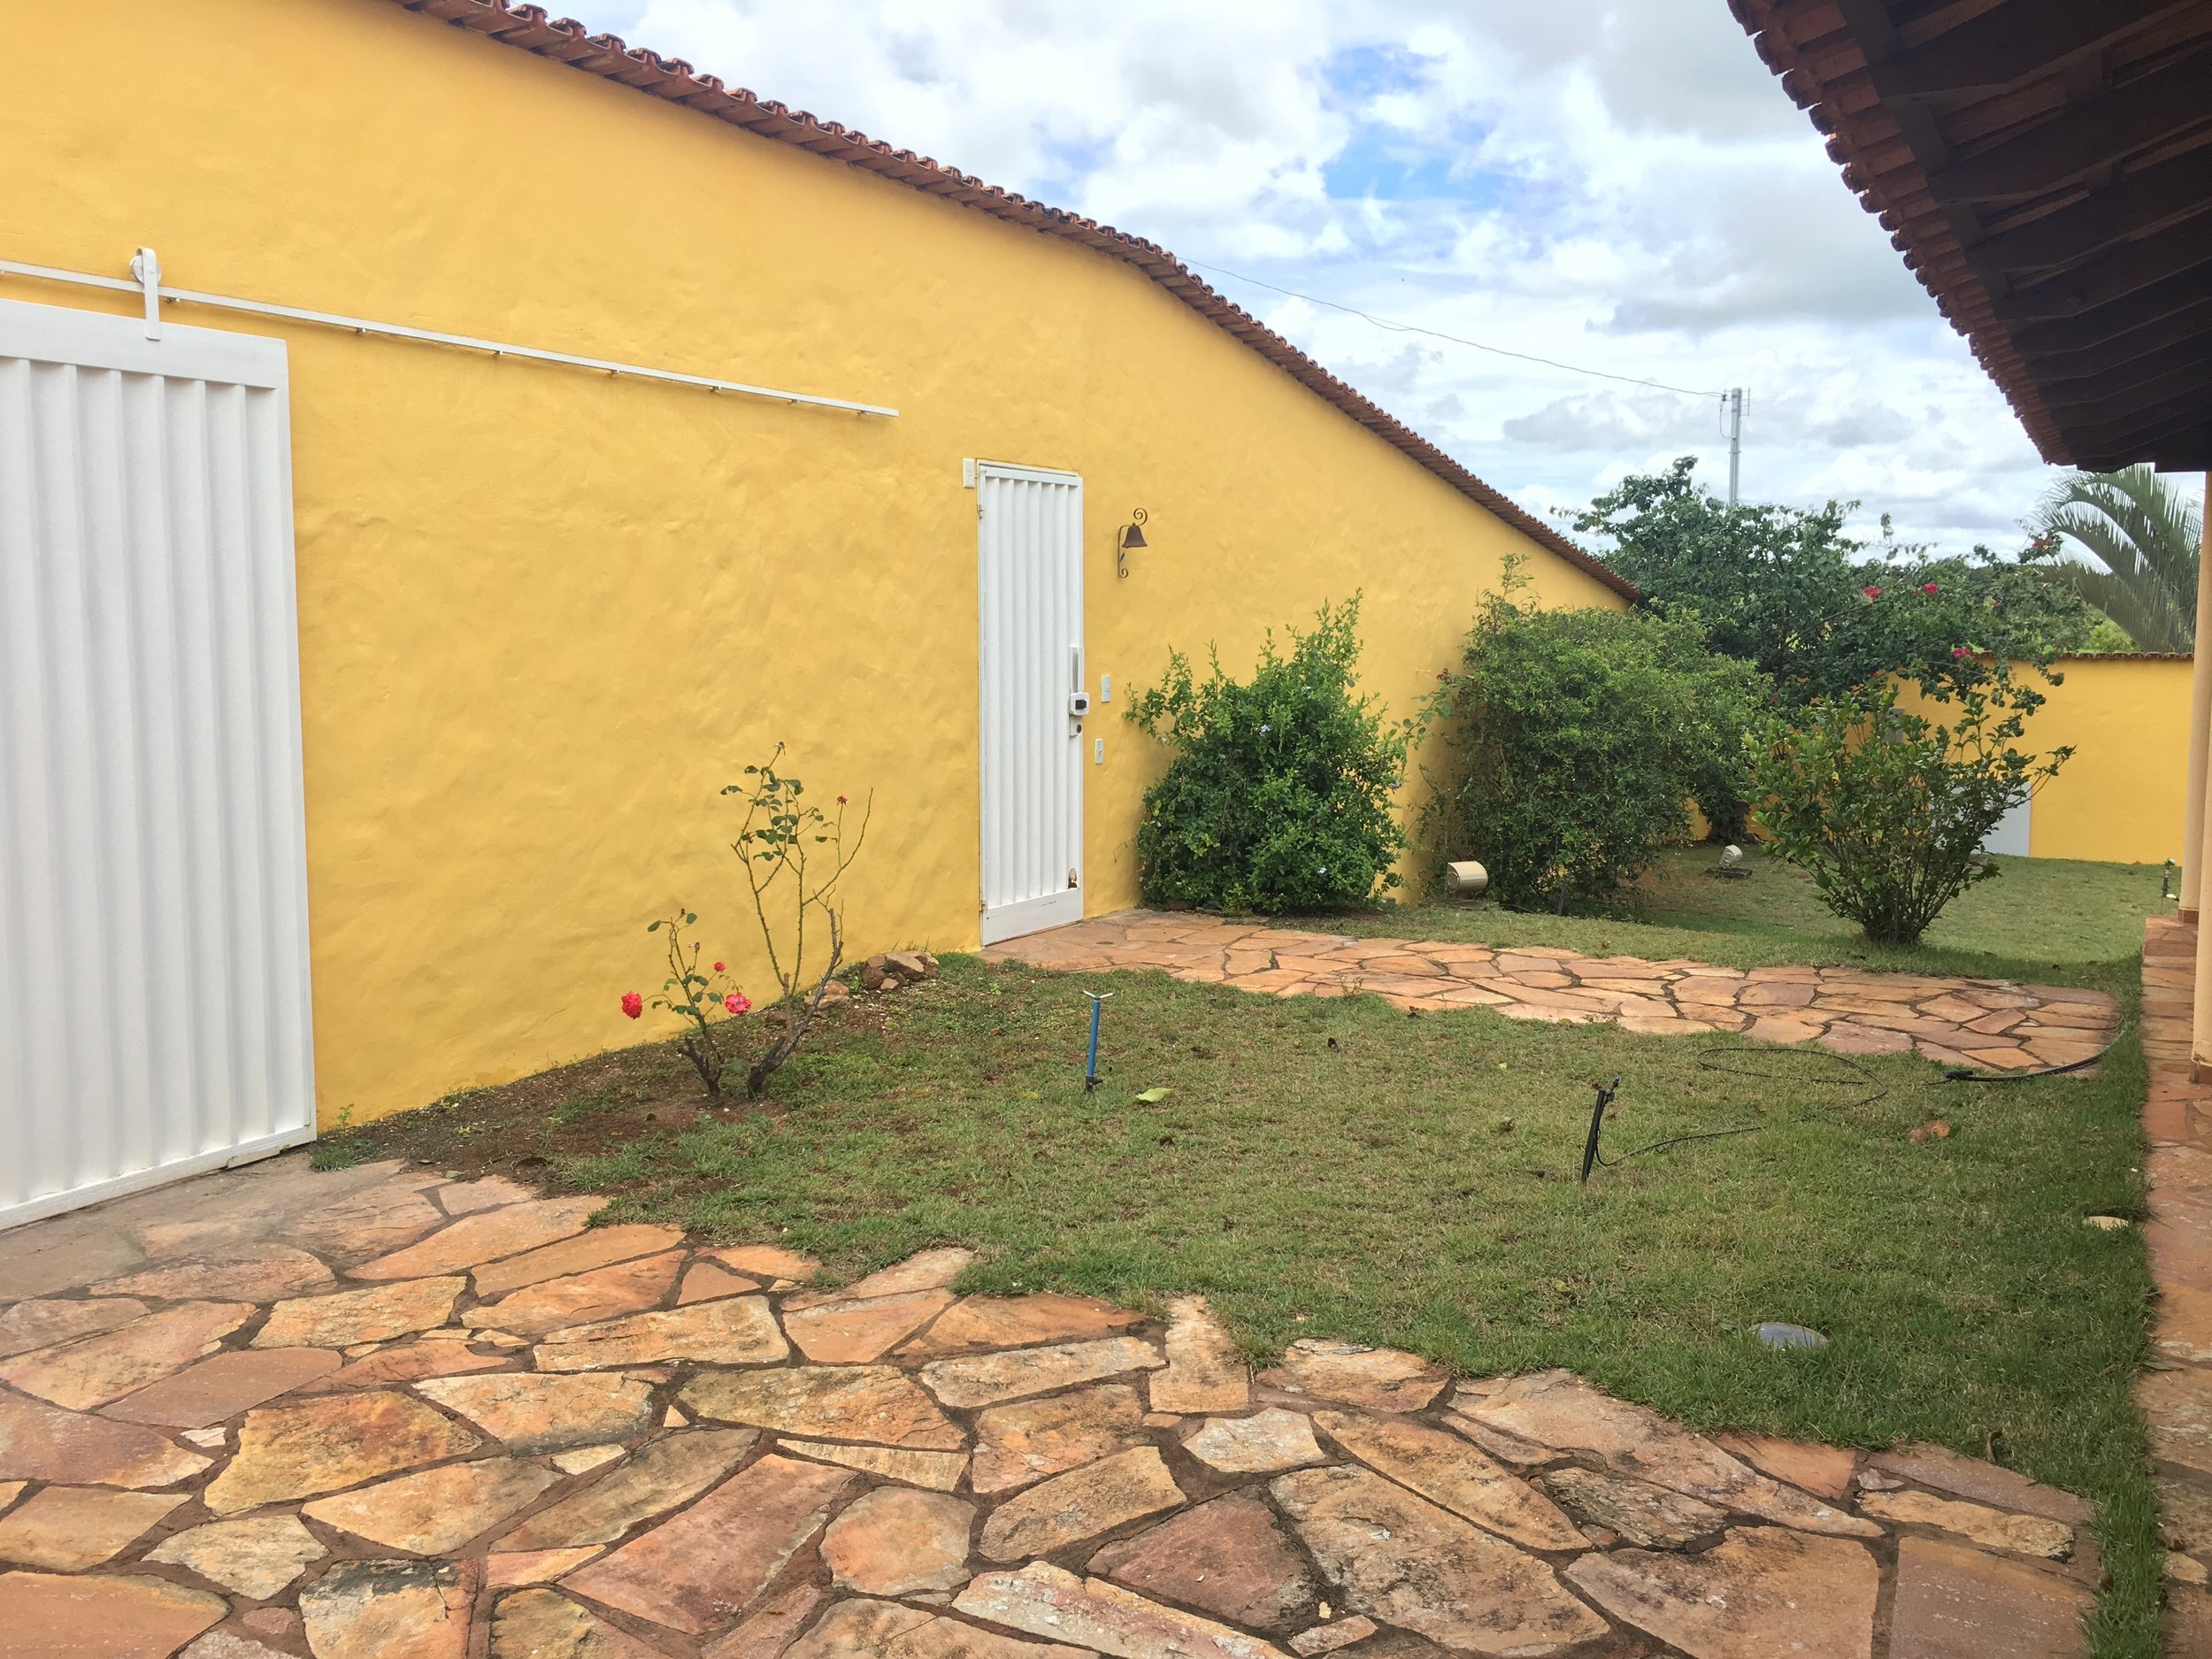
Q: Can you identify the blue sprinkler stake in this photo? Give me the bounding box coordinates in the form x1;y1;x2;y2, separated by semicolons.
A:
1084;991;1114;1091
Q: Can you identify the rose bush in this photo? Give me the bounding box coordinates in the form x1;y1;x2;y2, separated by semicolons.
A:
621;747;873;1102
625;909;755;1097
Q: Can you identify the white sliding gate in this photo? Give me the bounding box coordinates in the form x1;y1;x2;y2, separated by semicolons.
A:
976;463;1087;945
0;296;316;1229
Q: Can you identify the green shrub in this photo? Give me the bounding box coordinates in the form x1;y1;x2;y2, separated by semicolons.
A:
1427;587;1766;910
1125;597;1410;914
1747;674;2070;945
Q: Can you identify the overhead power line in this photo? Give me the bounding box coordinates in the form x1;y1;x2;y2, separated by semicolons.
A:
1184;258;1727;401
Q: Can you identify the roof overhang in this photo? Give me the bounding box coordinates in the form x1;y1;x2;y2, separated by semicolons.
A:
1731;0;2212;472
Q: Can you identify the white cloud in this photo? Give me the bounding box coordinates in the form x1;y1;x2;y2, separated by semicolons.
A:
570;0;2094;554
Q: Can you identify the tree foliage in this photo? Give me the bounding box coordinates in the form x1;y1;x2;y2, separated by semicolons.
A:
2030;465;2201;652
1747;675;2070;946
1125;597;1411;915
1425;584;1767;910
1576;457;2102;703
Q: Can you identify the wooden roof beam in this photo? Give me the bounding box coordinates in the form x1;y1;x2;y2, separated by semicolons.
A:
1971;148;2212;272
2147;425;2212;470
1871;0;2187;98
1923;50;2212;204
2007;267;2212;354
2056;384;2212;457
2043;357;2212;426
1993;217;2212;321
2024;297;2212;382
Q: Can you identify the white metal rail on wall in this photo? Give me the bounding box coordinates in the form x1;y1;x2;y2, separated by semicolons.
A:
0;296;318;1228
0;250;899;419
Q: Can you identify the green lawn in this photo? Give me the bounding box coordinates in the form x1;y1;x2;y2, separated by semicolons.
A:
326;846;2170;1655
1320;844;2170;986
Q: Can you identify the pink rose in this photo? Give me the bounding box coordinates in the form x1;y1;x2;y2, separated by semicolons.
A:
619;992;643;1019
724;993;752;1016
1923;581;1939;594
1952;646;1969;658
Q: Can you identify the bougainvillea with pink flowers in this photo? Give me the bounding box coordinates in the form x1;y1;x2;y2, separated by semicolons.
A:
1575;456;2102;707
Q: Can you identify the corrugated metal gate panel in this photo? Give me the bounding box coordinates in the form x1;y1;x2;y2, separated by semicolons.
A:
977;464;1084;944
0;297;315;1229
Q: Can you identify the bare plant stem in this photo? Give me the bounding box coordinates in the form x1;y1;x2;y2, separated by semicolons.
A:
726;747;873;1099
746;910;844;1099
659;926;725;1098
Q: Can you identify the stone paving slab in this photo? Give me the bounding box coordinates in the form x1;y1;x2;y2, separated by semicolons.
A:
984;910;2120;1070
2137;915;2212;1652
0;1154;2101;1657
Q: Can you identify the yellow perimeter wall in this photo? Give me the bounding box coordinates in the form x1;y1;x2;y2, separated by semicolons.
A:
2016;657;2192;864
1902;657;2192;865
3;0;1624;1124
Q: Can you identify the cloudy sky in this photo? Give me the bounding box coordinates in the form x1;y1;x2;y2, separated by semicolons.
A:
567;0;2146;557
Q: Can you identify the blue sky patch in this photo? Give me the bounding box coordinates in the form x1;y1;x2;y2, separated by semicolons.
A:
1323;128;1508;209
1322;43;1434;101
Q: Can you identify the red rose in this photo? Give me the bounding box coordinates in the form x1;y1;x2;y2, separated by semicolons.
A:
724;992;752;1016
1863;585;1880;599
1923;581;1939;594
619;992;643;1019
712;961;725;972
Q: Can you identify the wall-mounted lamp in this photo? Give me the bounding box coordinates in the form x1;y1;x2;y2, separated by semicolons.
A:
1115;509;1149;580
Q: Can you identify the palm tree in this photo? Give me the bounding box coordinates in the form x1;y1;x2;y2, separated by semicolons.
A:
2031;466;2202;652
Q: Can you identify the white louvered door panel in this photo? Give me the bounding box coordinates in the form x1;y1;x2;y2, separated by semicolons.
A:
0;297;315;1229
977;464;1085;945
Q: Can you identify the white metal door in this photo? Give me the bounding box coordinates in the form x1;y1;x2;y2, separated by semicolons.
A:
0;296;316;1230
977;463;1086;945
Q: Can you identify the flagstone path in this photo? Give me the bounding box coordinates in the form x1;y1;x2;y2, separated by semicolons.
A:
0;1154;2103;1658
984;910;2120;1071
2136;915;2212;1650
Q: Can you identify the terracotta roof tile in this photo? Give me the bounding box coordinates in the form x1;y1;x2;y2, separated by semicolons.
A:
382;0;1636;601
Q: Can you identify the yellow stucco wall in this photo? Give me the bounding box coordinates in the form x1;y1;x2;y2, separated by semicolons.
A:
1901;657;2192;864
2016;657;2191;864
3;0;1624;1123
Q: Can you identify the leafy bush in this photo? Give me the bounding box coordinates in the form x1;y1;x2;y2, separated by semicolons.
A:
1125;597;1410;914
626;907;756;1098
1747;675;2070;945
1427;586;1766;910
